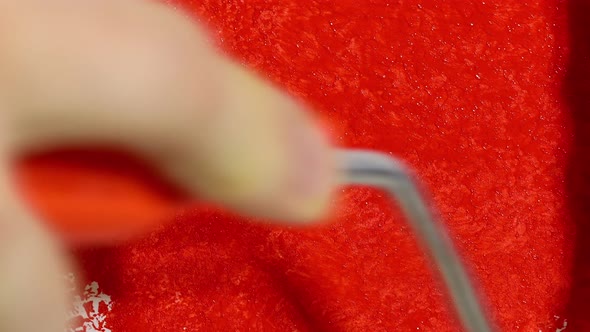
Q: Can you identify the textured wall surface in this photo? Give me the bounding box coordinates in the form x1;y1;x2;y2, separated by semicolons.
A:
17;0;590;331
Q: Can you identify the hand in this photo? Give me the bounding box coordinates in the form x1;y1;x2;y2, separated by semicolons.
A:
0;1;335;331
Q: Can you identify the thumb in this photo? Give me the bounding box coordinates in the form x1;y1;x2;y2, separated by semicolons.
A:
1;0;336;226
0;154;70;332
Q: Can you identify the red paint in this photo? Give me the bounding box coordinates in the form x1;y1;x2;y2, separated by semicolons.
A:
17;0;590;330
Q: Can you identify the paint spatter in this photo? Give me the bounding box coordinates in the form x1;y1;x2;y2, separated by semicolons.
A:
556;320;568;332
65;274;113;332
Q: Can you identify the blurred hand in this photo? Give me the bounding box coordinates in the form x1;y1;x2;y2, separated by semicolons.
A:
0;1;334;331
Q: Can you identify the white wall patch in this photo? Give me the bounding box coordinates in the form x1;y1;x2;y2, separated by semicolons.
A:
65;274;114;332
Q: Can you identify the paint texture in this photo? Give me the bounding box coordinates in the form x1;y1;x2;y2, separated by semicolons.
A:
16;0;590;330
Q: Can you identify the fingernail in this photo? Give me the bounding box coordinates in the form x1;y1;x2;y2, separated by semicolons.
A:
284;109;334;221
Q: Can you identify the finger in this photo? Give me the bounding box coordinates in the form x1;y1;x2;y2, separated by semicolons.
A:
0;0;335;224
0;152;70;332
